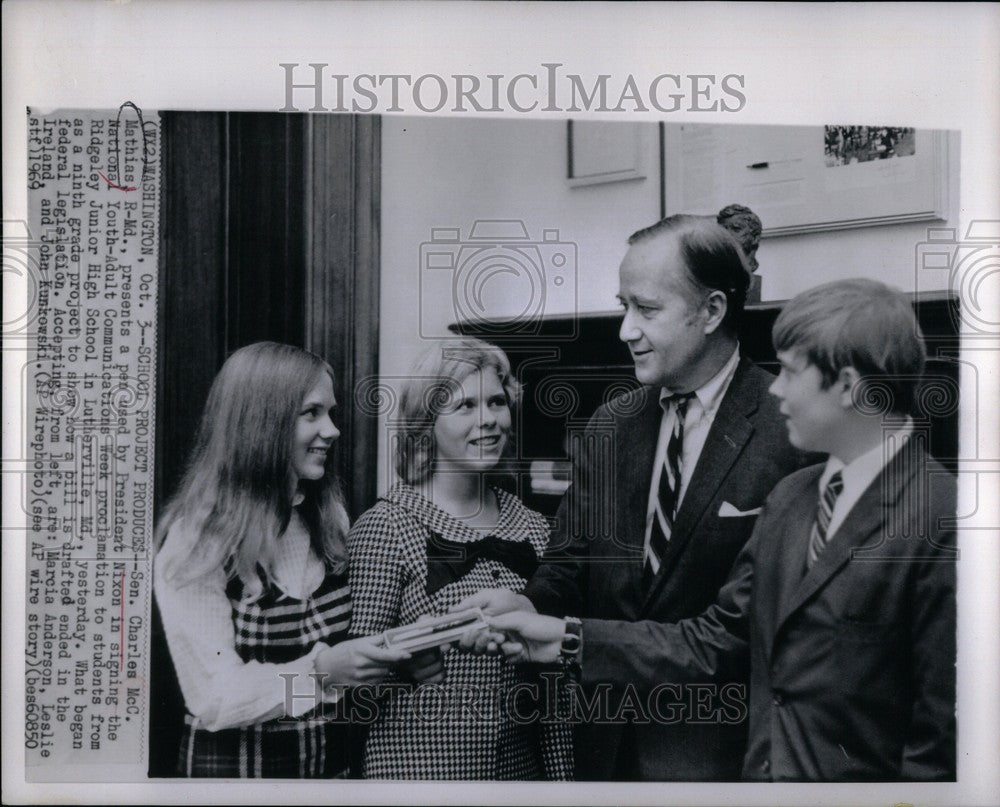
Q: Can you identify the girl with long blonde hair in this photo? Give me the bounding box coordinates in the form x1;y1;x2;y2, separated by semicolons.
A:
155;342;407;777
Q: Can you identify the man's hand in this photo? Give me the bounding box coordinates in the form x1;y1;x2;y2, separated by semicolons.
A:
459;611;566;664
451;588;537;616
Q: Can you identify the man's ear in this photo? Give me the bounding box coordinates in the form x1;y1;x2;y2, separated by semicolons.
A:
837;366;862;409
702;290;728;335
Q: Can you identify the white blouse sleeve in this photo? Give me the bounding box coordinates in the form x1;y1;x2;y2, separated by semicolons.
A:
153;523;334;732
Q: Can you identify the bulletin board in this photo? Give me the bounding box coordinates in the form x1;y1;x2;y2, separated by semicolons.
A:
663;124;950;236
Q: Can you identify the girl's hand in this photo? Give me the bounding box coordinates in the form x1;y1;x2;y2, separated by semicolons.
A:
396;613;450;684
400;647;446;685
314;637;410;687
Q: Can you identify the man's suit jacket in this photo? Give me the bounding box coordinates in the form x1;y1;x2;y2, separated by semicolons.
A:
582;440;957;781
524;357;808;780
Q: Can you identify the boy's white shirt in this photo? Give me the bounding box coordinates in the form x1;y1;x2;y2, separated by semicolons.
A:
817;419;915;541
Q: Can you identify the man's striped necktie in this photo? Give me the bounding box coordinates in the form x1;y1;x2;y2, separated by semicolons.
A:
644;393;692;587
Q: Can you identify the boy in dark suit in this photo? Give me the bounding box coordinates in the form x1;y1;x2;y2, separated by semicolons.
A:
478;278;956;782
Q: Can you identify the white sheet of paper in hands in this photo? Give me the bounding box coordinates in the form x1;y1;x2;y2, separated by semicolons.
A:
379;608;488;654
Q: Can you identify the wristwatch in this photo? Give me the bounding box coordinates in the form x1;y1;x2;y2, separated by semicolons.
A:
559;616;583;678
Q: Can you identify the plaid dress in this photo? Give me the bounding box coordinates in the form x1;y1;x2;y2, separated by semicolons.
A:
177;567;353;778
347;483;574;780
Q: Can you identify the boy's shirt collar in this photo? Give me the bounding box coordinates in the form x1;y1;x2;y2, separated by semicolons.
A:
818;419;914;541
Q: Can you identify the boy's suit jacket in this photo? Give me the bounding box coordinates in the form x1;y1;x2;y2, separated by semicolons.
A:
582;439;957;781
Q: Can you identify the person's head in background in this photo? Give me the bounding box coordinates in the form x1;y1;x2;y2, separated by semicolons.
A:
618;214;752;393
769;278;926;463
716;203;762;274
717;203;763;302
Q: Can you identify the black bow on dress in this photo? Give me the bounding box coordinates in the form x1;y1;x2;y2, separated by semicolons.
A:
425;534;539;596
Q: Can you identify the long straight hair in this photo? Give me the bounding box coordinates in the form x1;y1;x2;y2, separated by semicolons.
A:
155;342;349;596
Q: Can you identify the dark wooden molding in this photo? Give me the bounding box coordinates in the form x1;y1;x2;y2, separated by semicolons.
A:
156;112;228;506
226;113;307;350
304;114;381;520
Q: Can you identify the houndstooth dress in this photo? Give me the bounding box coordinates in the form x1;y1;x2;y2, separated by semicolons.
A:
347;483;574;780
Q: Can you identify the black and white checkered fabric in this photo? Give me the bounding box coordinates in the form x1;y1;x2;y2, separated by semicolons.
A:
178;569;352;778
347;483;574;780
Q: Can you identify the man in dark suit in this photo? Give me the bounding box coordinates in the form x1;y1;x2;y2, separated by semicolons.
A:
479;278;956;781
460;215;808;780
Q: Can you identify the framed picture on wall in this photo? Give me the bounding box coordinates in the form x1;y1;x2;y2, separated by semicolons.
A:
663;123;951;236
567;119;651;187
